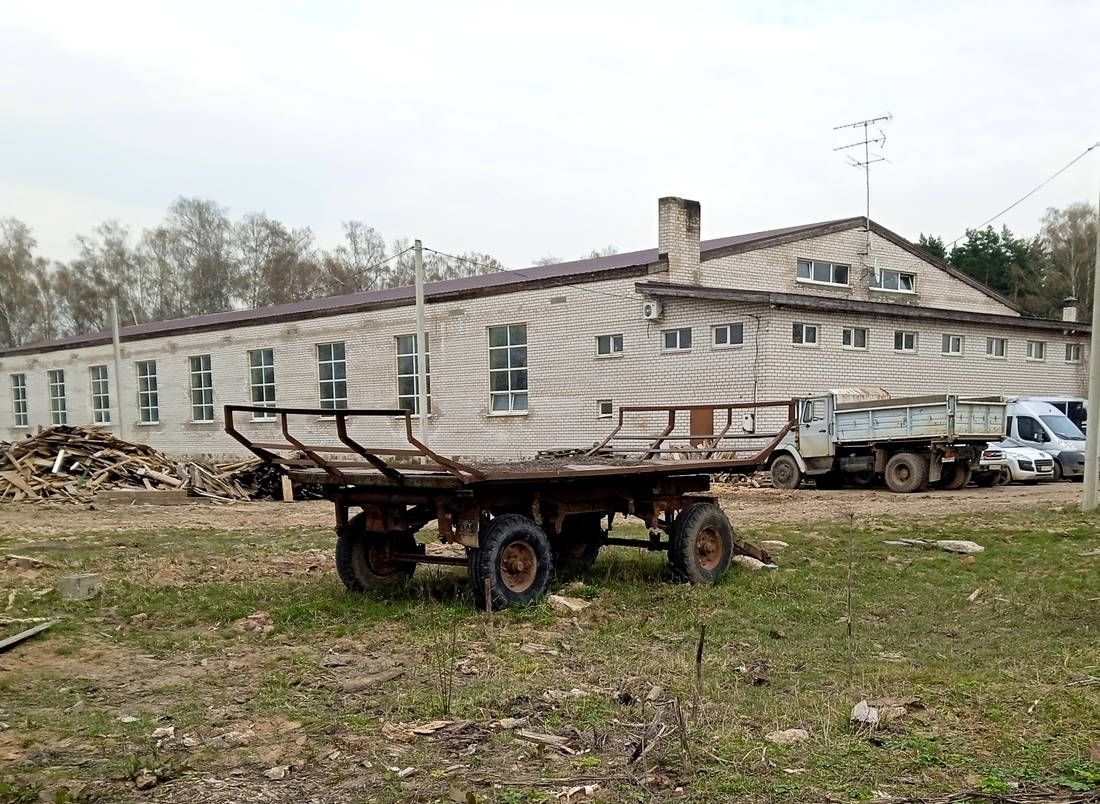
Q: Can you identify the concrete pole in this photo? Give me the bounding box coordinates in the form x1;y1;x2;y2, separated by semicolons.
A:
110;299;126;437
1083;178;1100;511
414;239;430;449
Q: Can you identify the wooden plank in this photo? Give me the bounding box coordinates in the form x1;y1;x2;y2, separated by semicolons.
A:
0;620;58;653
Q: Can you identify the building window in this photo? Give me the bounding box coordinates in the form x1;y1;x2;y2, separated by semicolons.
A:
1026;340;1046;361
894;331;917;353
396;334;431;415
662;327;692;351
317;342;348;411
942;334;963;356
488;324;528;413
248;349;276;419
792;323;819;346
598;400;613;418
796;259;849;286
136;360;159;424
47;369;67;425
89;365;110;424
713;323;744;348
1066;343;1082;363
596;334;624;357
870;269;916;292
986;338;1007;359
189;355;214;423
10;374;28;428
842;327;867;349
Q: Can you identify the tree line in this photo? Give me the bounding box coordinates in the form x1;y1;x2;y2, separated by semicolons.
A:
917;201;1097;321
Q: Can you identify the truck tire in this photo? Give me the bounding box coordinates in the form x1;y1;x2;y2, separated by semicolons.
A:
769;454;802;490
814;471;845;489
671;503;734;584
553;514;605;576
933;462;972;490
471;514;553;610
884;452;930;493
336;513;420;592
850;471;879;488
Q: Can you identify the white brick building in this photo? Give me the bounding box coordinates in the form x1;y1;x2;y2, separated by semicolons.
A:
0;198;1089;459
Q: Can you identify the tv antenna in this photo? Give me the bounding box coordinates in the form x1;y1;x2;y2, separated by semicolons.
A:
834;114;892;275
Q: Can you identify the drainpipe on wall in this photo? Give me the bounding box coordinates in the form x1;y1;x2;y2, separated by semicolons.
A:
110;299;126;439
414;239;430;450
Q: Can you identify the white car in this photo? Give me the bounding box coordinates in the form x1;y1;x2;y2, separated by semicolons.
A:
993;438;1056;484
974;445;1010;486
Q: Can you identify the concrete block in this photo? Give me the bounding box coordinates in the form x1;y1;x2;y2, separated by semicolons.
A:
58;574;104;600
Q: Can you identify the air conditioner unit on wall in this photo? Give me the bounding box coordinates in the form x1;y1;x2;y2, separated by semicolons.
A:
642;300;663;320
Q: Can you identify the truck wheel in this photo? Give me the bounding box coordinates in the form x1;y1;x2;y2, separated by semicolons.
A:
472;514;553;609
1052;461;1064;482
850;471;878;488
336;513;420;592
884;452;930;493
671;503;734;584
553;515;605;576
933;462;972;490
769;455;802;489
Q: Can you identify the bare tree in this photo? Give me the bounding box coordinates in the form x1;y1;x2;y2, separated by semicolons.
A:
54;221;148;332
236;213;319;308
0;219;50;347
320;222;389;294
1038;202;1097;321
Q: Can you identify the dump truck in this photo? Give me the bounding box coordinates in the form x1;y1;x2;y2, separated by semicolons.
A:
226;400;796;609
765;389;1006;493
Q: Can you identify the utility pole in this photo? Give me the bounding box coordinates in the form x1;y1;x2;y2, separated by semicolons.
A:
834;114;892;274
1082;175;1100;510
414;239;430;449
110;299;126;437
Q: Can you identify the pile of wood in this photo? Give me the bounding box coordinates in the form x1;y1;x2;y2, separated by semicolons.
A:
0;425;298;503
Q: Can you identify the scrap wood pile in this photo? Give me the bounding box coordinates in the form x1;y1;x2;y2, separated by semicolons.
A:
0;425;317;503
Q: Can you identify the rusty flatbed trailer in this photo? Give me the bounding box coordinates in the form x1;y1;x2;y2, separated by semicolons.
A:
225;401;795;608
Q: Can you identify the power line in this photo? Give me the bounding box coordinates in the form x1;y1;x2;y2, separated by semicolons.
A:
325;245;414;292
947;141;1100;247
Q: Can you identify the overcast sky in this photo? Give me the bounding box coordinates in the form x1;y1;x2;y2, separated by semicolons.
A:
3;0;1099;269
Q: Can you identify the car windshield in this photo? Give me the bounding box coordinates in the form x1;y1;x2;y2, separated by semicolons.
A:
1040;415;1084;440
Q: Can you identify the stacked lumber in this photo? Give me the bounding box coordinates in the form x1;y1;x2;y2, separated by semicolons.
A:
0;425;296;503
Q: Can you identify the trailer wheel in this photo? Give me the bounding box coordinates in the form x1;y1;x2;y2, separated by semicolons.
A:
813;471;845;489
671;503;734;584
472;514;553;609
336;513;419;593
769;455;802;490
994;468;1012;486
553;515;605;576
884;452;930;493
850;471;879;488
933;462;972;490
973;471;1000;488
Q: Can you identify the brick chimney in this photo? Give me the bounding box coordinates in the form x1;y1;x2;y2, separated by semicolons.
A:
658;197;701;284
1063;296;1078;323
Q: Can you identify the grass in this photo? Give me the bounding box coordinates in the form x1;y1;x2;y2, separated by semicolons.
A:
0;504;1098;802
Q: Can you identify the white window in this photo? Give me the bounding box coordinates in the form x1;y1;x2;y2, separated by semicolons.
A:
662;327;692;351
894;330;917;352
10;373;28;428
941;334;963;356
248;349;276;419
136;360;159;424
792;323;818;346
596;334;624;357
189;355;214;423
597;400;613;418
1026;340;1046;361
47;369;67;425
317;342;348;410
396;334;432;415
986;338;1007;359
89;365;110;424
842;327;867;349
713;323;744;348
796;259;849;286
870;269;916;292
488;324;528;413
1066;343;1082;363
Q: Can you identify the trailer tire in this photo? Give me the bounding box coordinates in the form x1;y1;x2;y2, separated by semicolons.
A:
850;471;879;488
671;503;734;584
973;471;1000;487
336;513;419;593
884;452;929;493
553;515;605;576
814;471;845;489
769;455;802;490
472;514;553;610
933;462;972;490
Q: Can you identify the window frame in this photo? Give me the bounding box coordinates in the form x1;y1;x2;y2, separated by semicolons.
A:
841;327;867;350
1026;340;1046;361
189;354;215;424
792;322;819;347
47;369;67;425
248;348;277;420
661;327;692;352
986;337;1007;359
597;400;613;418
136;360;160;425
396;334;432;416
595;334;624;358
941;334;963;356
10;373;28;428
893;330;918;353
712;323;744;349
488;323;528;415
870;268;917;293
1066;343;1082;364
89;365;111;424
317;342;348;413
796;259;850;287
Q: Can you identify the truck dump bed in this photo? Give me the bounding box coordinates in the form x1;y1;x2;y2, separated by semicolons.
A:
833;394;1006;444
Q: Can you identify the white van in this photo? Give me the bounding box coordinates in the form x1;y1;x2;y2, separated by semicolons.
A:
1022;396;1086;433
1004;399;1086;481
